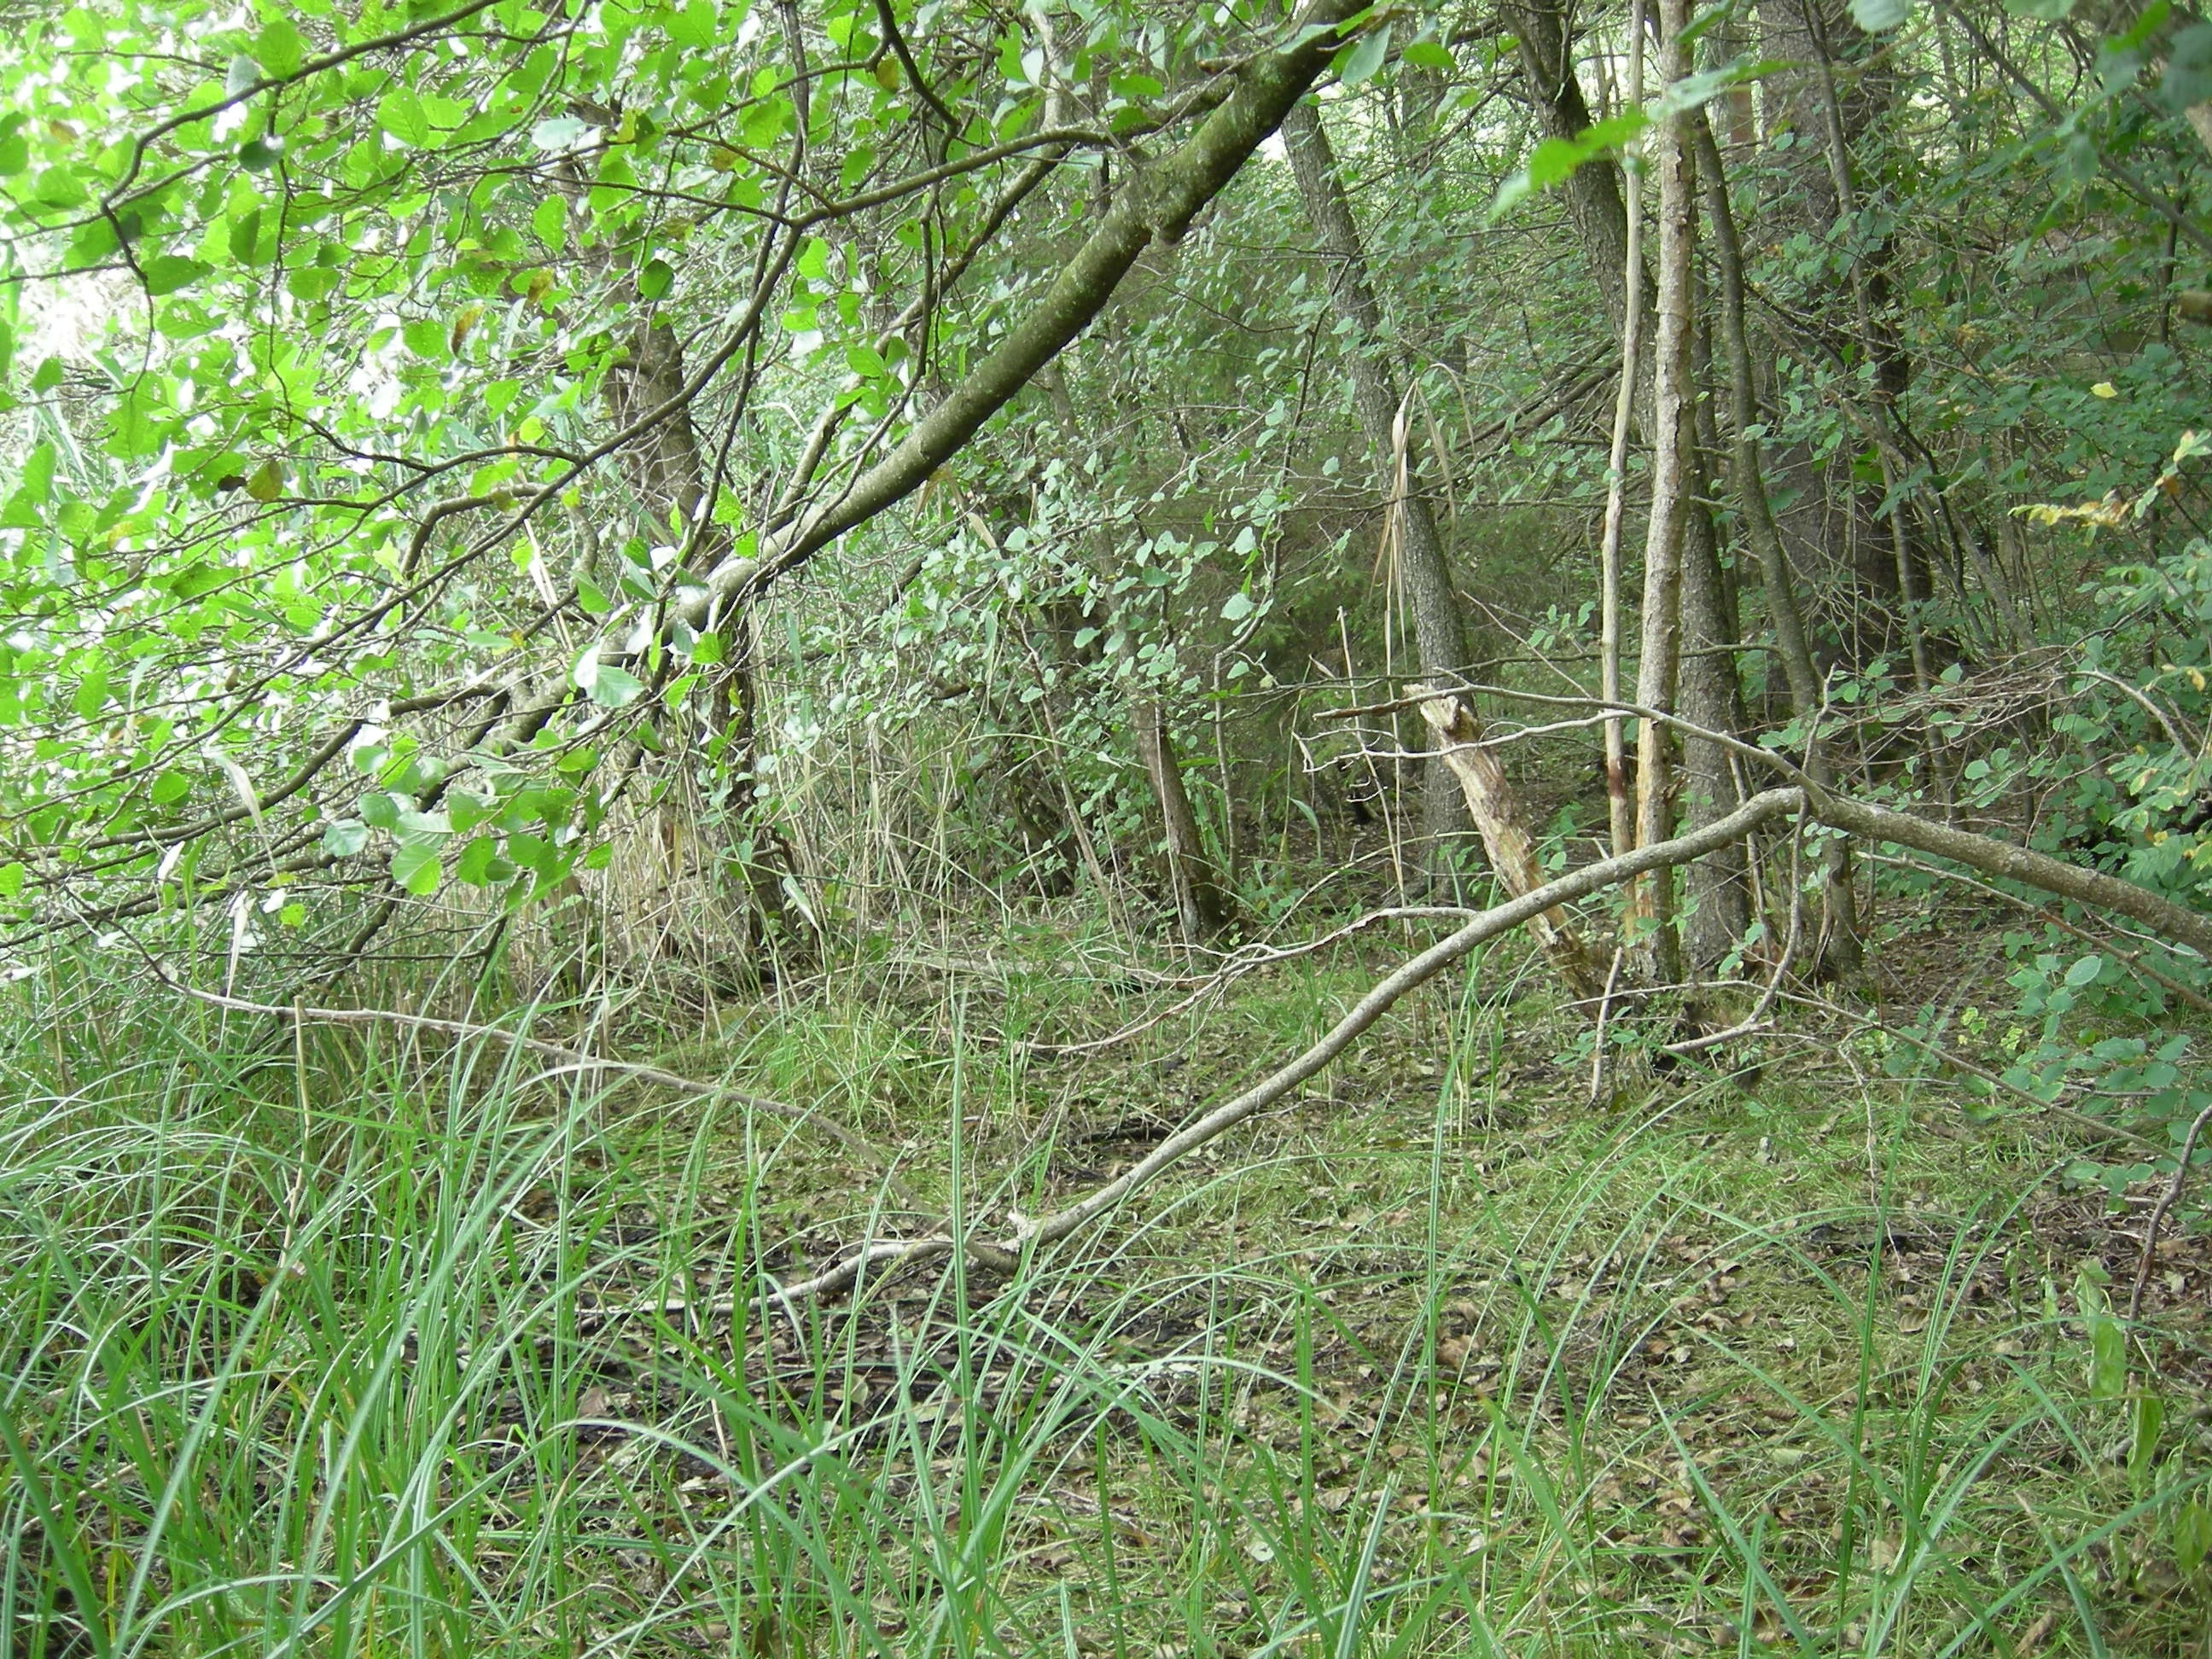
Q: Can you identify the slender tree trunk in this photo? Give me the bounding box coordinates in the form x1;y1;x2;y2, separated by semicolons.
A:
1135;700;1231;941
1596;0;1647;862
1283;99;1486;874
1512;0;1749;978
1678;492;1753;970
1802;20;1930;692
1622;0;1695;986
1692;109;1863;976
605;319;807;964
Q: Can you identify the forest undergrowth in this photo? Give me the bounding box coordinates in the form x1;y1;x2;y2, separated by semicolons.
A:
7;888;2209;1659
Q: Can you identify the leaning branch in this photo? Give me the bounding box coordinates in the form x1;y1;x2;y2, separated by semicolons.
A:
762;779;2212;1305
750;788;1808;1307
1811;795;2212;963
704;0;1369;612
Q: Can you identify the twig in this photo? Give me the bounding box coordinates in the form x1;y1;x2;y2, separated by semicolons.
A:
1316;682;1818;794
1588;946;1626;1103
2128;1097;2212;1322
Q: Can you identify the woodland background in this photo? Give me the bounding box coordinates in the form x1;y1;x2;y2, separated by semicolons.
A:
3;0;2212;1652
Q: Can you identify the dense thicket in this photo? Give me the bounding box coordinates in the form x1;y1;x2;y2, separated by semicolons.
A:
0;0;2207;1156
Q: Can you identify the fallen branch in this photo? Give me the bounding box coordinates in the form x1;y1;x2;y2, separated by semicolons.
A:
626;789;1812;1314
458;777;2212;1318
766;777;2212;1304
1811;793;2212;963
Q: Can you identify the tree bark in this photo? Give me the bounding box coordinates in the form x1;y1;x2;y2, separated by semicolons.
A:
1596;0;1646;862
1135;700;1231;941
604;317;806;963
1622;0;1696;986
1755;0;1923;666
1506;0;1642;339
1415;688;1604;1001
1282;98;1481;870
1692;108;1863;975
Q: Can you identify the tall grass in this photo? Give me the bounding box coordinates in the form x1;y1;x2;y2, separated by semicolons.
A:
3;959;2206;1656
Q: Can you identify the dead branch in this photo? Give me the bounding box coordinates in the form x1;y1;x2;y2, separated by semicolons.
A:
1415;684;1604;999
605;788;1811;1317
2129;1096;2212;1322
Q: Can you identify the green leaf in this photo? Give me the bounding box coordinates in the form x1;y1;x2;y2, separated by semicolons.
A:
637;257;674;300
531;114;588;151
244;457;284;502
238;133;285;172
402;317;446;358
73;666;107;720
257;15;306;78
166;563;229;600
143;253;209;296
1488;114;1644;220
1220;591;1255;620
2174;1500;2211;1575
150;769;192;806
391;840;442;895
1850;0;1913;30
225;53;262;98
20;441;54;505
227;206;265;265
665;0;716;48
1336;23;1391;86
322;818;370;856
2162;22;2212;108
378;89;433;148
1401;40;1454;71
2002;0;2074;15
455;835;503;884
0;863;22;900
588;662;645;707
532;194;567;252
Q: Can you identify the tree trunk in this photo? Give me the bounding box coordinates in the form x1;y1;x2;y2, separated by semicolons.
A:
1283;99;1485;872
1510;0;1750;977
1505;0;1642;338
1754;0;1924;667
1135;700;1231;941
1692;108;1864;976
1415;688;1604;1002
1622;0;1696;987
1595;0;1646;862
605;319;807;963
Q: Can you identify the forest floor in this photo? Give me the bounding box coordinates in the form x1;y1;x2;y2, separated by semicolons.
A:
8;888;2212;1657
